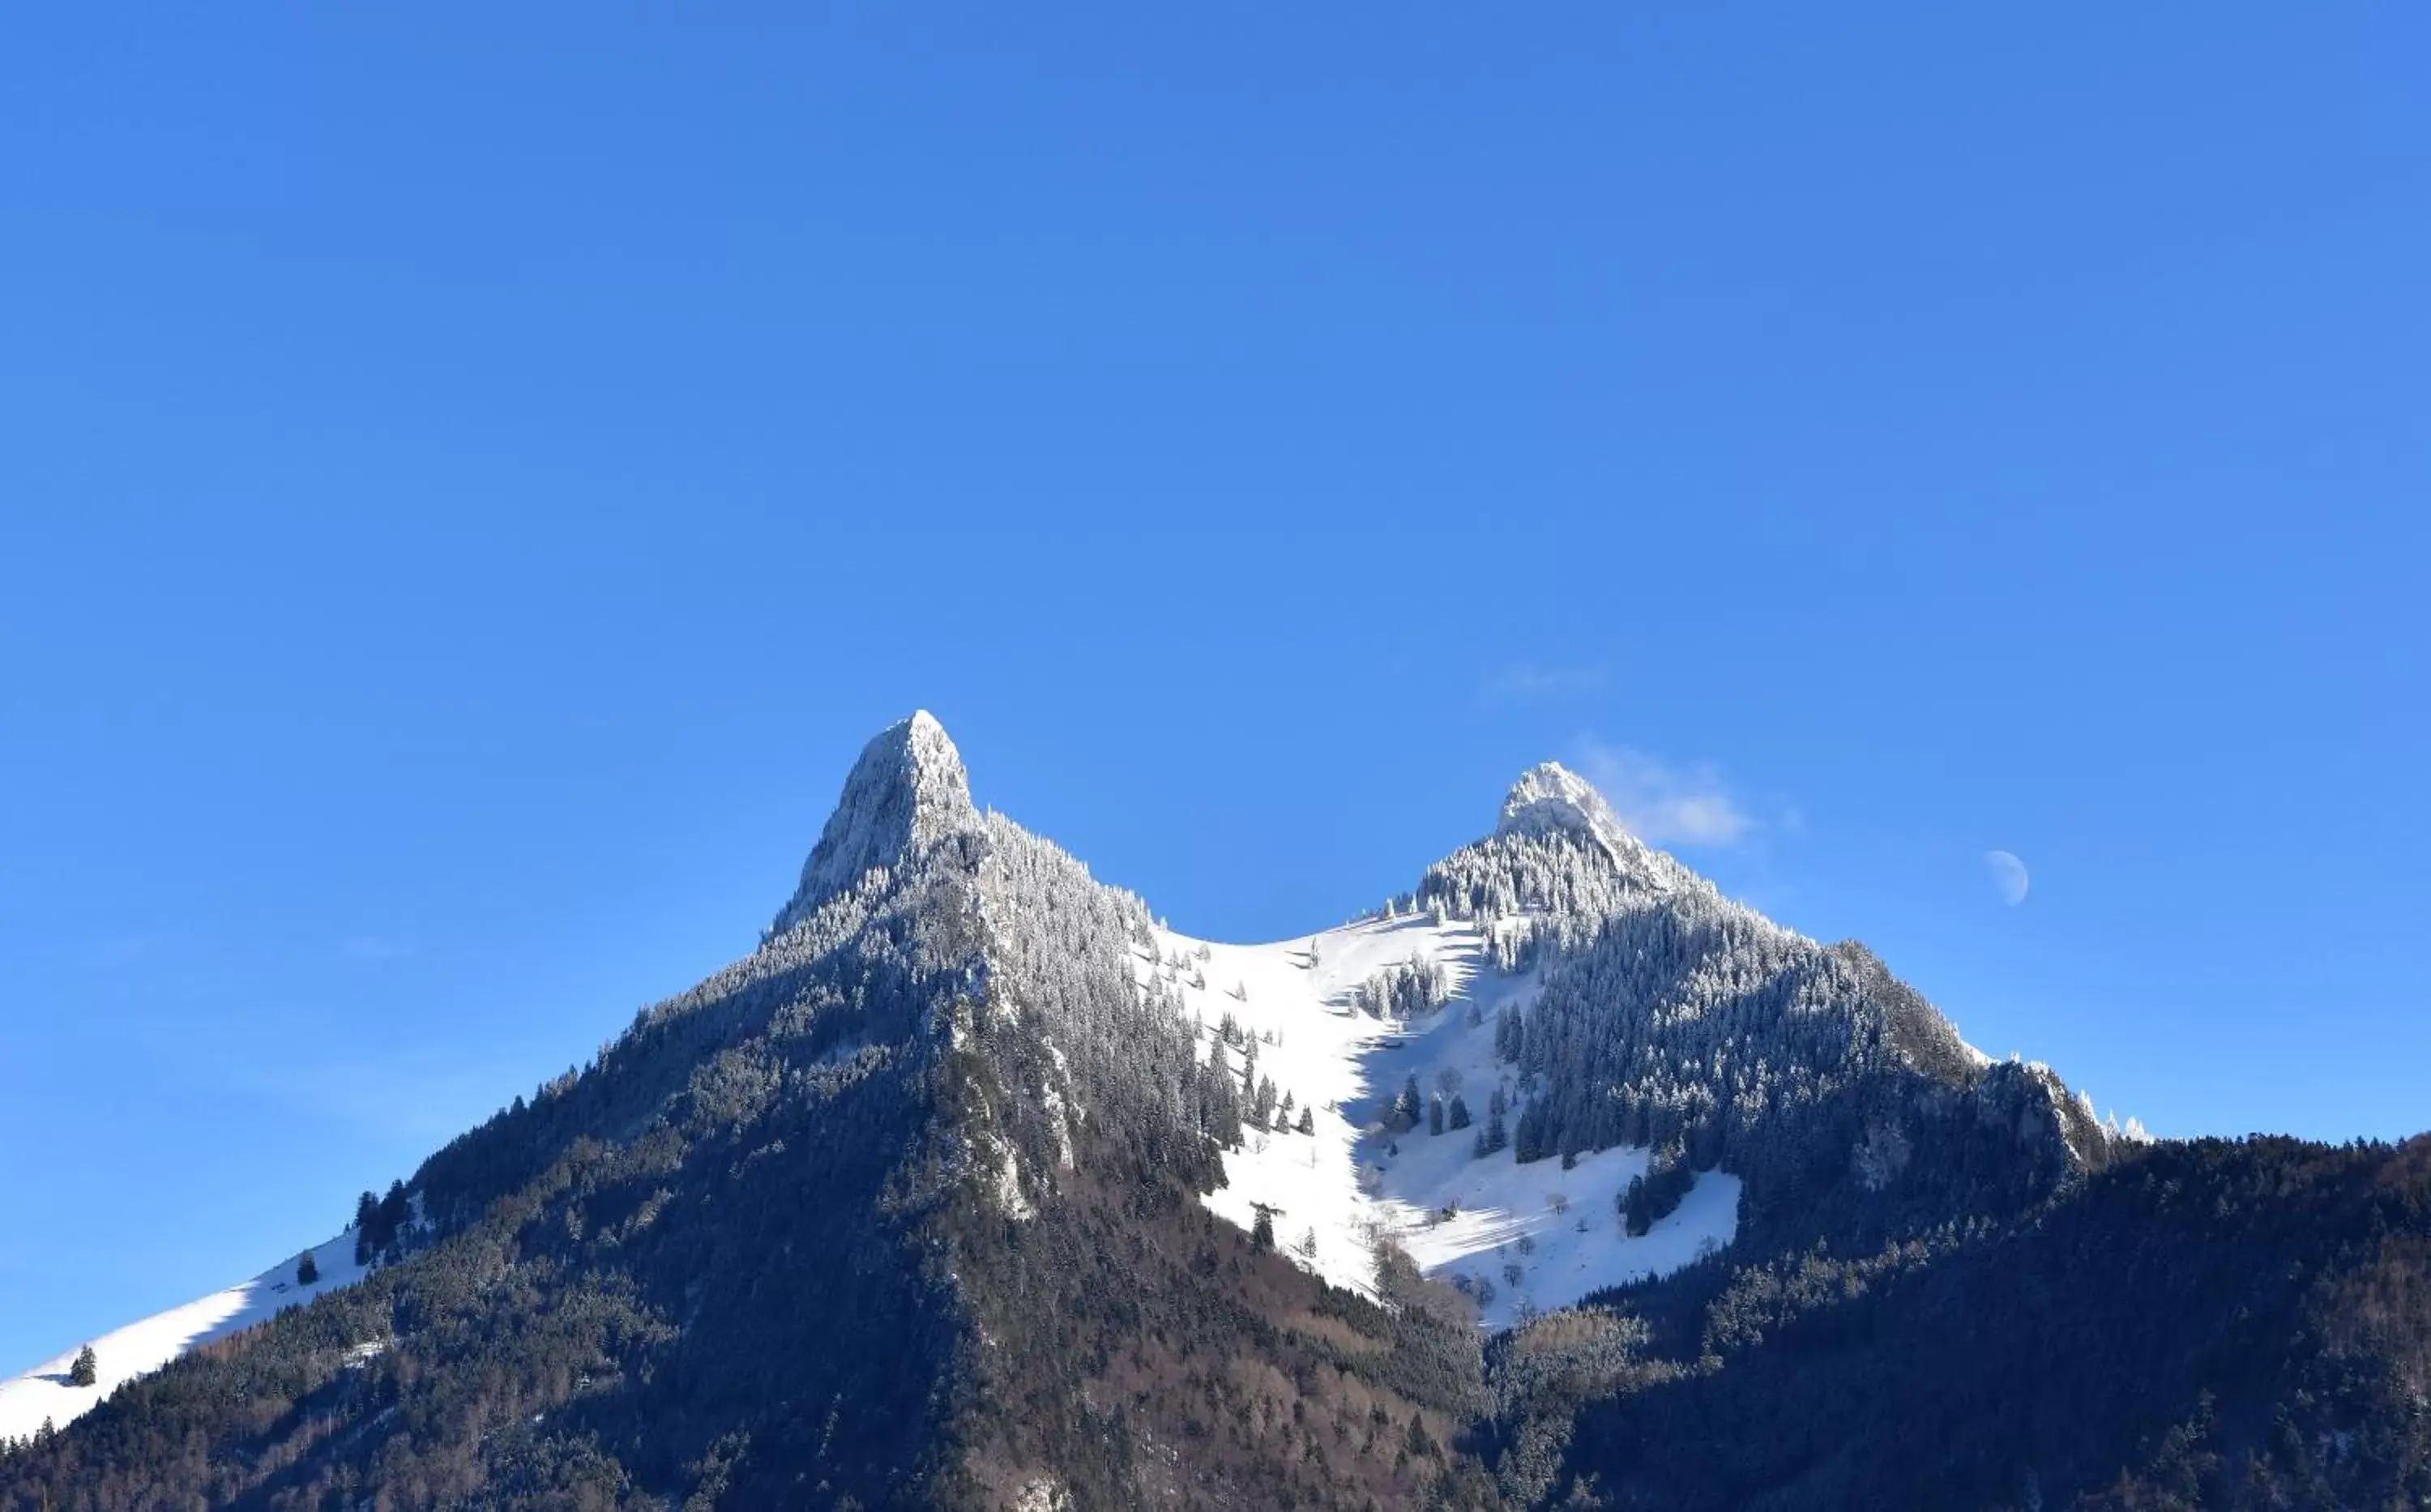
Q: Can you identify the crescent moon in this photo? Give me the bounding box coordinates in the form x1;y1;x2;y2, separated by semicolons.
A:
1985;850;2030;906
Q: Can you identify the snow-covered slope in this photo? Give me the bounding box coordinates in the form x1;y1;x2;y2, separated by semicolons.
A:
0;1230;368;1446
1136;909;1739;1330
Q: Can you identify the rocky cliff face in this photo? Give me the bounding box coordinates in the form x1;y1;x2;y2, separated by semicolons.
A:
771;709;980;935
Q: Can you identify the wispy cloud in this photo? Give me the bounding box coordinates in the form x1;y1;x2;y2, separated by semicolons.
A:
1481;662;1607;703
1568;737;1755;847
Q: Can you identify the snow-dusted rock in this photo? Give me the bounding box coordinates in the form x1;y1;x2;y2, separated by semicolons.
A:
772;710;978;933
1497;762;1634;860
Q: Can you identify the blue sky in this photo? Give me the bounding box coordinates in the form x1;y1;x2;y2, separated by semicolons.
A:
3;5;2426;1371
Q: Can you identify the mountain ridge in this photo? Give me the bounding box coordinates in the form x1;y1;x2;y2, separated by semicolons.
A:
4;712;2424;1511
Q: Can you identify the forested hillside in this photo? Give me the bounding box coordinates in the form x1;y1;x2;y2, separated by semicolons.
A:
0;716;1501;1510
4;717;2425;1511
1540;1133;2431;1510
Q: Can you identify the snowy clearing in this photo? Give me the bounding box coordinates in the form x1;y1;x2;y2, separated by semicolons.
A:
1135;912;1738;1330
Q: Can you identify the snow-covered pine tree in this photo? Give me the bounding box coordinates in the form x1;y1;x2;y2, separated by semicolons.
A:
1475;1087;1509;1157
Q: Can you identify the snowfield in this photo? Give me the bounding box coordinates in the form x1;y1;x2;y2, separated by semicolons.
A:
1136;912;1740;1330
0;1229;369;1446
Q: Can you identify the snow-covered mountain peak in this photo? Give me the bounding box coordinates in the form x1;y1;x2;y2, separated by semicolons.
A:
771;710;976;933
1495;760;1634;861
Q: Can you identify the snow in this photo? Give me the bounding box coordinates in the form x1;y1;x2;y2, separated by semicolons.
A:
1134;912;1739;1330
0;1228;370;1446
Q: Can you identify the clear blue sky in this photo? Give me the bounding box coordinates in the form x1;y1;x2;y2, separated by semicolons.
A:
3;5;2425;1372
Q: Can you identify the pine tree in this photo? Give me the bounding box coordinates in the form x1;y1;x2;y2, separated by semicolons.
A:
69;1345;96;1389
1297;1106;1314;1135
1250;1205;1275;1252
1429;1094;1445;1136
1514;1099;1549;1164
1475;1087;1509;1157
1495;1004;1526;1063
354;1180;412;1265
297;1249;319;1286
1448;1093;1472;1131
1199;1046;1243;1144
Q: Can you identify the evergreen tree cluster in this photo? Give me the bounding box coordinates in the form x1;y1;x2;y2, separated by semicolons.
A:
1618;1143;1695;1237
979;814;1235;1198
1473;1086;1510;1158
1542;1134;2431;1510
352;1180;416;1266
1355;952;1449;1019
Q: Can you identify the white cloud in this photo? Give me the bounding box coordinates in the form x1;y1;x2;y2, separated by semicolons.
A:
1482;663;1607;703
1568;738;1754;846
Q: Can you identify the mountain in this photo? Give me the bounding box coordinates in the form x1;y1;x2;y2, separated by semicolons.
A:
4;713;2426;1511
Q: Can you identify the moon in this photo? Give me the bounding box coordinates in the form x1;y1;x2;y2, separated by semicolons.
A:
1984;850;2030;906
